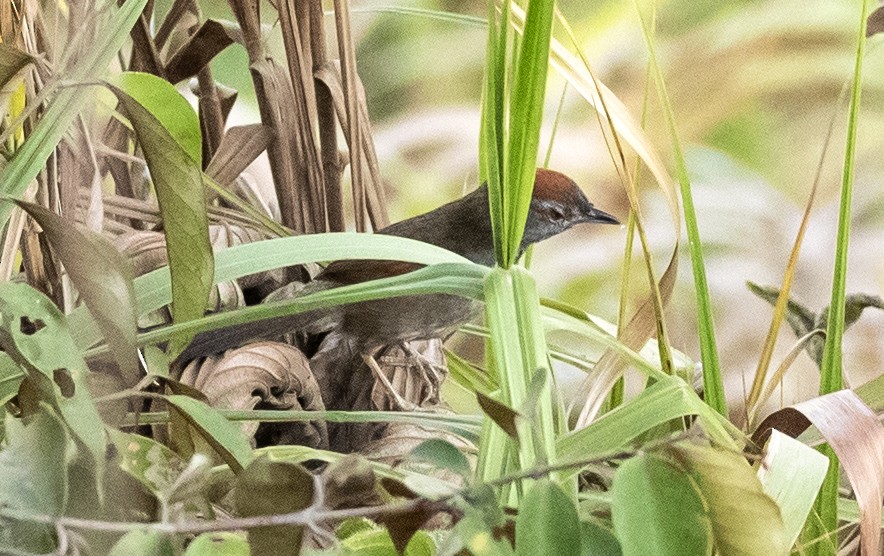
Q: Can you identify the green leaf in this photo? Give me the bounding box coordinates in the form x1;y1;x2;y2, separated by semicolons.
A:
184;533;249;556
235;457;314;555
611;454;711;556
15;201;139;386
503;0;556;266
675;443;788;556
516;480;581;556
0;0;149;230
0;407;70;515
108;530;175;556
410;438;471;478
579;520;622;556
757;430;829;549
556;377;740;482
0;283;106;469
166;395;253;473
107;72;213;356
108;72;202;164
130;262;487;354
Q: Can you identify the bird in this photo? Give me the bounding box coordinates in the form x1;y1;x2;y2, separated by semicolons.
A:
179;168;619;362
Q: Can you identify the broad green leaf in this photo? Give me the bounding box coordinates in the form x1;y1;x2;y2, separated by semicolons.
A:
107;72;213;356
108;72;201;164
674;443;788;556
0;0;149;230
757;430;829;549
0;283;106;468
516;480;581;556
184;533;249;556
410;439;471;478
235;457;313;555
611;454;711;556
166;395;253;473
108;530;174;556
579;520;622;556
0;408;70;515
16;201;139;386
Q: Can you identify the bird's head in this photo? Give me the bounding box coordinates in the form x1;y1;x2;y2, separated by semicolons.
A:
520;168;619;249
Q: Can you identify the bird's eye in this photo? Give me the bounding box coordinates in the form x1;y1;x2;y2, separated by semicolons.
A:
549;206;566;221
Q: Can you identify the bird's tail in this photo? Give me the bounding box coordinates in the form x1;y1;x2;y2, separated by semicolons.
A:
175;281;338;364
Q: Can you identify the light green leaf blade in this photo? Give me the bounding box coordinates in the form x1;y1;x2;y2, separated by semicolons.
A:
757;430;829;550
70;233;473;351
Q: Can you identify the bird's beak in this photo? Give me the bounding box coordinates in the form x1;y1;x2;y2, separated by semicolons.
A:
586;206;620;225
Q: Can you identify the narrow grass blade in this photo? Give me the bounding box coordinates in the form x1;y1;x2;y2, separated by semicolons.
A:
0;0;148;229
813;2;872;552
634;2;725;416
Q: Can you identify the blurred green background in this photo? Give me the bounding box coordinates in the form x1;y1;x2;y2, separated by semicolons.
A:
163;0;884;413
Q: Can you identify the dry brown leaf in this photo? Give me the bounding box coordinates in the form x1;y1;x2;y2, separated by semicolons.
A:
314;62;389;230
250;59;310;233
164;19;243;84
180;341;328;449
753;390;884;556
205;124;273;187
867;5;884;37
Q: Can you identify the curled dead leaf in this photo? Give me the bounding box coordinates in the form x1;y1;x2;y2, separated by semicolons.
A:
753;389;884;556
180;341;328;449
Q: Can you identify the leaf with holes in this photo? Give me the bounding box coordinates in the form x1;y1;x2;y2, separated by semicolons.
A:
16;200;138;386
0;283;106;468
